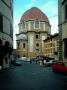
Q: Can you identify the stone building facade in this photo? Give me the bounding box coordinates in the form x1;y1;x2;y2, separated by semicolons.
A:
58;0;67;60
0;0;13;45
43;33;59;58
0;0;13;68
16;7;51;58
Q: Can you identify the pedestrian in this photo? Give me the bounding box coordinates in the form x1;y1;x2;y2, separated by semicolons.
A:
36;60;37;64
0;39;4;70
30;59;32;64
3;41;13;64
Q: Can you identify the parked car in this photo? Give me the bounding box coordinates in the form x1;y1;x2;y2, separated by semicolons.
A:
11;59;22;66
52;63;67;74
44;60;56;67
36;55;46;61
36;55;54;61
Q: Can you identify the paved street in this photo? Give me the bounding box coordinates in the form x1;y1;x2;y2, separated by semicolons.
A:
0;61;67;90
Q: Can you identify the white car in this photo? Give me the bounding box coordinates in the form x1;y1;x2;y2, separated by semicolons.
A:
44;60;56;66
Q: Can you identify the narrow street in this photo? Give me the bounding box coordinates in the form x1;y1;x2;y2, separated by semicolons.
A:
0;61;67;90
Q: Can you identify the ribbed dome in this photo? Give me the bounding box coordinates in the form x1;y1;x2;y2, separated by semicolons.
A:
20;7;49;23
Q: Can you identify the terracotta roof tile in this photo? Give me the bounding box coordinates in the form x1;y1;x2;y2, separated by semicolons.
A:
20;7;50;23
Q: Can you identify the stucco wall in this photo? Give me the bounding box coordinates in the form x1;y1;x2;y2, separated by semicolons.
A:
0;0;13;23
28;33;34;52
3;17;10;34
0;0;13;44
62;22;67;39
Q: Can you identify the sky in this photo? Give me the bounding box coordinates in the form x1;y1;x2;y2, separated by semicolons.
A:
13;0;58;49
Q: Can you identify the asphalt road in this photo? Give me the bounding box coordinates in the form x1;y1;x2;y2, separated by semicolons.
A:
0;61;67;90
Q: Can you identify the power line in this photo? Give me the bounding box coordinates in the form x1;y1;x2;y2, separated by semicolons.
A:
49;14;58;18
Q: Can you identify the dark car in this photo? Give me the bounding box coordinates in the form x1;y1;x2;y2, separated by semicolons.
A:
36;55;53;61
11;59;22;66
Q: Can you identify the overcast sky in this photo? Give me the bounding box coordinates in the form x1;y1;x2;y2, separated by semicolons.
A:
13;0;58;49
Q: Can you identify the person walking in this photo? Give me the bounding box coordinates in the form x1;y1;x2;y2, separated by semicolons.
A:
3;41;13;64
30;59;32;64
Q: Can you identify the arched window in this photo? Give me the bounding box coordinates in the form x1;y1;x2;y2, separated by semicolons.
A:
23;43;25;48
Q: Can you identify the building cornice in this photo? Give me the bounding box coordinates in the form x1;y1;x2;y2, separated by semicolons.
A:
16;32;27;36
16;31;51;36
16;39;28;41
18;20;51;27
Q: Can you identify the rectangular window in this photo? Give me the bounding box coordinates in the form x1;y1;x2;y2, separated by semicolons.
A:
30;21;34;29
50;43;52;47
36;35;39;39
0;15;3;32
17;42;20;49
22;22;25;29
23;43;25;48
34;20;40;29
65;4;67;20
64;39;67;58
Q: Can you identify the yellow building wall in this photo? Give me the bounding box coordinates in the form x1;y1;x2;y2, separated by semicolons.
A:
43;37;59;57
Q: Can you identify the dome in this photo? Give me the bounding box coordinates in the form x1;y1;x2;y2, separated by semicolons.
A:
20;7;50;23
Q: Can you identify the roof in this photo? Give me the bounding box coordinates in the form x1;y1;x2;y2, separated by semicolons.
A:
20;7;50;24
43;33;59;42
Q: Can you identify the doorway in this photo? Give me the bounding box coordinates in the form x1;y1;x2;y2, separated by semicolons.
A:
64;38;67;58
